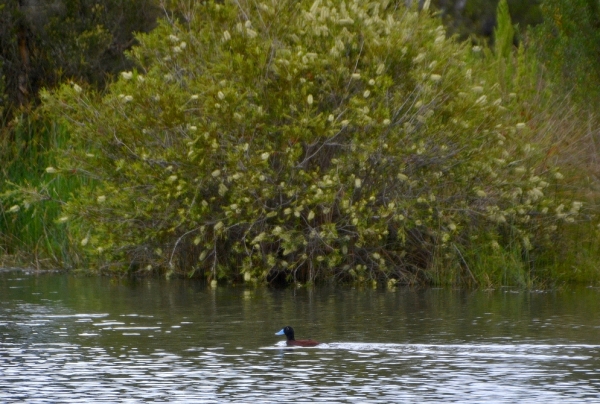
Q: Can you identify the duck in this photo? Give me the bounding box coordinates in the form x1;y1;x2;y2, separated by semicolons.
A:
275;326;320;347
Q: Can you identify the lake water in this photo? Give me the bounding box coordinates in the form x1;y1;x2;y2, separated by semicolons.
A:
1;269;600;402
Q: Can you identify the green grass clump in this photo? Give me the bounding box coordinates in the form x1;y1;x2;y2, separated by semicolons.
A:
38;0;595;286
0;116;85;267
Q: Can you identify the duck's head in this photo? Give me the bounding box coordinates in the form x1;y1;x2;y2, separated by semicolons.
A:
275;326;295;340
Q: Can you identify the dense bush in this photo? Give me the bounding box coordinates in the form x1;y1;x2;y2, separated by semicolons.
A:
41;0;586;285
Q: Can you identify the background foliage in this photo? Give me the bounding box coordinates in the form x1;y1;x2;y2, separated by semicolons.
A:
0;0;161;116
38;0;589;286
531;0;600;107
2;0;600;287
433;0;543;39
0;0;162;266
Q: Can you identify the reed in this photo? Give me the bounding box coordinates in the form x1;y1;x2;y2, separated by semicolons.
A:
0;115;83;268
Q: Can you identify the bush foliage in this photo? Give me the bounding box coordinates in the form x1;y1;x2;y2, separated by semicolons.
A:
41;0;587;285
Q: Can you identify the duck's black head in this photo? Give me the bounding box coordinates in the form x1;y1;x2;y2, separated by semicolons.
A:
275;326;295;340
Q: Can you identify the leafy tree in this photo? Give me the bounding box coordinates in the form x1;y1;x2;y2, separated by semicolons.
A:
0;0;161;118
42;0;583;285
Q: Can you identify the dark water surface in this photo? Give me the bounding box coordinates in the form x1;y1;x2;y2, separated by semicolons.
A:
1;270;600;403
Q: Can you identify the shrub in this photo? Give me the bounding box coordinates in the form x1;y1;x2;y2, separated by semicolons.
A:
42;0;584;285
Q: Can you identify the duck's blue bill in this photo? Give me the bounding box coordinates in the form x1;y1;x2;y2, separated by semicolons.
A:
275;329;285;335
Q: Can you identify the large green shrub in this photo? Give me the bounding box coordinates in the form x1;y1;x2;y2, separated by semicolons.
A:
42;0;582;285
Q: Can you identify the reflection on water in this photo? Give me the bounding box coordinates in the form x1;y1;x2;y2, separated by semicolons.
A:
1;270;600;402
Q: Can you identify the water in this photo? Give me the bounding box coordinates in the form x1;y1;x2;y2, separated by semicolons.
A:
1;270;600;402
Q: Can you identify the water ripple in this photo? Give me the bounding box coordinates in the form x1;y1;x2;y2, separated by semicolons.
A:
3;272;600;402
3;341;598;403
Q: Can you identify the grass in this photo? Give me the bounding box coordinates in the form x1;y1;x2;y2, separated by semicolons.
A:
0;115;83;268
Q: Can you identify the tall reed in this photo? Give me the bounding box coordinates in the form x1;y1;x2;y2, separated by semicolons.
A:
1;115;83;268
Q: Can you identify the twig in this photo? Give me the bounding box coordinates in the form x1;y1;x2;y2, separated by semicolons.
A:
453;243;478;285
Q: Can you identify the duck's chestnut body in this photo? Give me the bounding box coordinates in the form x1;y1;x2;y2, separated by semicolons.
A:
275;326;320;347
